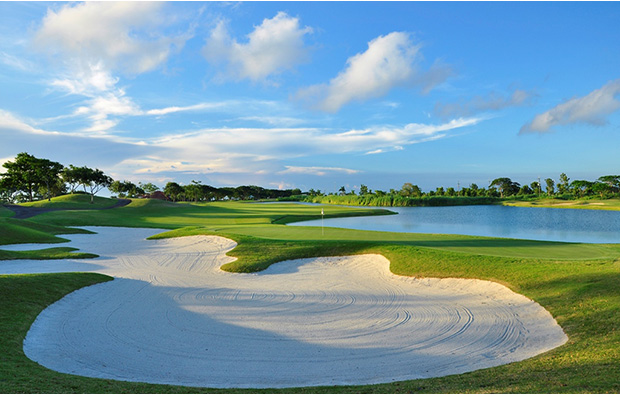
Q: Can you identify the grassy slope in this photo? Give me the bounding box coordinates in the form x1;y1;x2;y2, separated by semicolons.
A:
19;193;120;209
0;197;619;393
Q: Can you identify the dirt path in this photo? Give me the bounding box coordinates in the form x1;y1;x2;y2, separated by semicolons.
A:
2;199;131;219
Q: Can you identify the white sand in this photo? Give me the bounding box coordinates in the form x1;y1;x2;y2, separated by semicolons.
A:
2;227;567;388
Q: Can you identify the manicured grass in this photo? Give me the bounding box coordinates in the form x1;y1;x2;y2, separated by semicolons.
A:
0;247;98;260
1;198;619;393
19;193;121;209
0;217;93;247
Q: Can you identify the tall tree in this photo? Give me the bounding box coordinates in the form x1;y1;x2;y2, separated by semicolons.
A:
62;165;88;194
79;168;112;203
1;153;63;202
400;182;421;197
489;177;520;198
164;182;184;202
545;178;555;195
597;175;620;193
557;173;570;194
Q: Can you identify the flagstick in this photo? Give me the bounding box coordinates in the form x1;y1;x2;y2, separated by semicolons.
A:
321;207;324;236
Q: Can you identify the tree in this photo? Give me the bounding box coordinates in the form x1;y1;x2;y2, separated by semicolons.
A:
592;182;613;198
597;175;620;193
184;181;203;202
1;153;63;202
80;168;112;203
519;185;533;195
62;165;88;194
338;186;346;196
570;180;594;198
359;184;370;195
545;178;555;195
558;173;570;194
164;182;184;202
489;177;520;198
400;183;421;197
109;180;142;198
139;182;159;194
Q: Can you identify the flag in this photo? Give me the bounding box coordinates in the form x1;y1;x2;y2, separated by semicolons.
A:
321;208;324;215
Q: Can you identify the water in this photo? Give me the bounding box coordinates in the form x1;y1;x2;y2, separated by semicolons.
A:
289;205;620;243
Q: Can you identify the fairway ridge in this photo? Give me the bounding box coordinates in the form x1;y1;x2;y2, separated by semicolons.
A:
6;227;568;389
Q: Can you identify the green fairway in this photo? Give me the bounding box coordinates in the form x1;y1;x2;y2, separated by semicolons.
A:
0;196;619;393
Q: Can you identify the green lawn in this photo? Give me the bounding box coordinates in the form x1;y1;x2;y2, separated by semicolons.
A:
0;195;619;393
503;197;620;211
18;193;121;209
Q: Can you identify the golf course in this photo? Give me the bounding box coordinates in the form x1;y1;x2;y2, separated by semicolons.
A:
1;195;619;393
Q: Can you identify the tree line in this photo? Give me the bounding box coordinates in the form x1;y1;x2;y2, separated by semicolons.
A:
0;152;299;204
2;152;618;205
298;173;620;207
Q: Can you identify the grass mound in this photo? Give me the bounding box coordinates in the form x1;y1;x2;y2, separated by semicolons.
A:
19;194;120;209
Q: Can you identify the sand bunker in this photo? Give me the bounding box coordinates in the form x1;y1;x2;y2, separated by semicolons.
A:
2;227;567;388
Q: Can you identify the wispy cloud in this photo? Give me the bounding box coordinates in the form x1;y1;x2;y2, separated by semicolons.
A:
203;12;313;83
436;88;534;118
0;51;35;72
145;103;228;116
0;109;149;169
520;79;620;134
279;166;360;176
296;32;451;112
0;109;57;135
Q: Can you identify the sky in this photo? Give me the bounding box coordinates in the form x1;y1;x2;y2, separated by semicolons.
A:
1;1;619;194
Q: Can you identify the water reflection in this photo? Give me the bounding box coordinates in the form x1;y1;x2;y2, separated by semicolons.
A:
289;205;620;243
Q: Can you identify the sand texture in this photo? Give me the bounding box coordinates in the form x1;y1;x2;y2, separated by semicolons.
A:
2;227;567;388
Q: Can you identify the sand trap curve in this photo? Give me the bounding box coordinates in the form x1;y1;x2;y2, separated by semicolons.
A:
2;227;567;388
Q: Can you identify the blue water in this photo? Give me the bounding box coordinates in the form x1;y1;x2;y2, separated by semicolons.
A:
288;205;620;243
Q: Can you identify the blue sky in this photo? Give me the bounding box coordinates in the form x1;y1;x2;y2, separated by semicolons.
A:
1;2;619;194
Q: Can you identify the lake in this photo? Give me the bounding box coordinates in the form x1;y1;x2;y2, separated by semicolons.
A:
288;205;620;244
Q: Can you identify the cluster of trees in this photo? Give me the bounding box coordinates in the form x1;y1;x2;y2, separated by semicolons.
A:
0;152;300;204
0;153;112;204
109;179;300;202
304;173;620;201
161;181;300;202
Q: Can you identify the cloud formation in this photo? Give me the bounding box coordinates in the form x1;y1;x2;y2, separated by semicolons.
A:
34;2;186;74
203;12;313;82
520;80;620;134
436;89;534;118
296;32;449;113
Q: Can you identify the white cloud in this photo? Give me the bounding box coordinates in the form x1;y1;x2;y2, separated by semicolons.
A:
279;166;360;176
123;117;480;177
203;12;313;82
50;62;119;96
145;103;227;116
34;2;185;74
436;88;534;118
0;110;64;137
521;80;620;134
297;32;442;112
